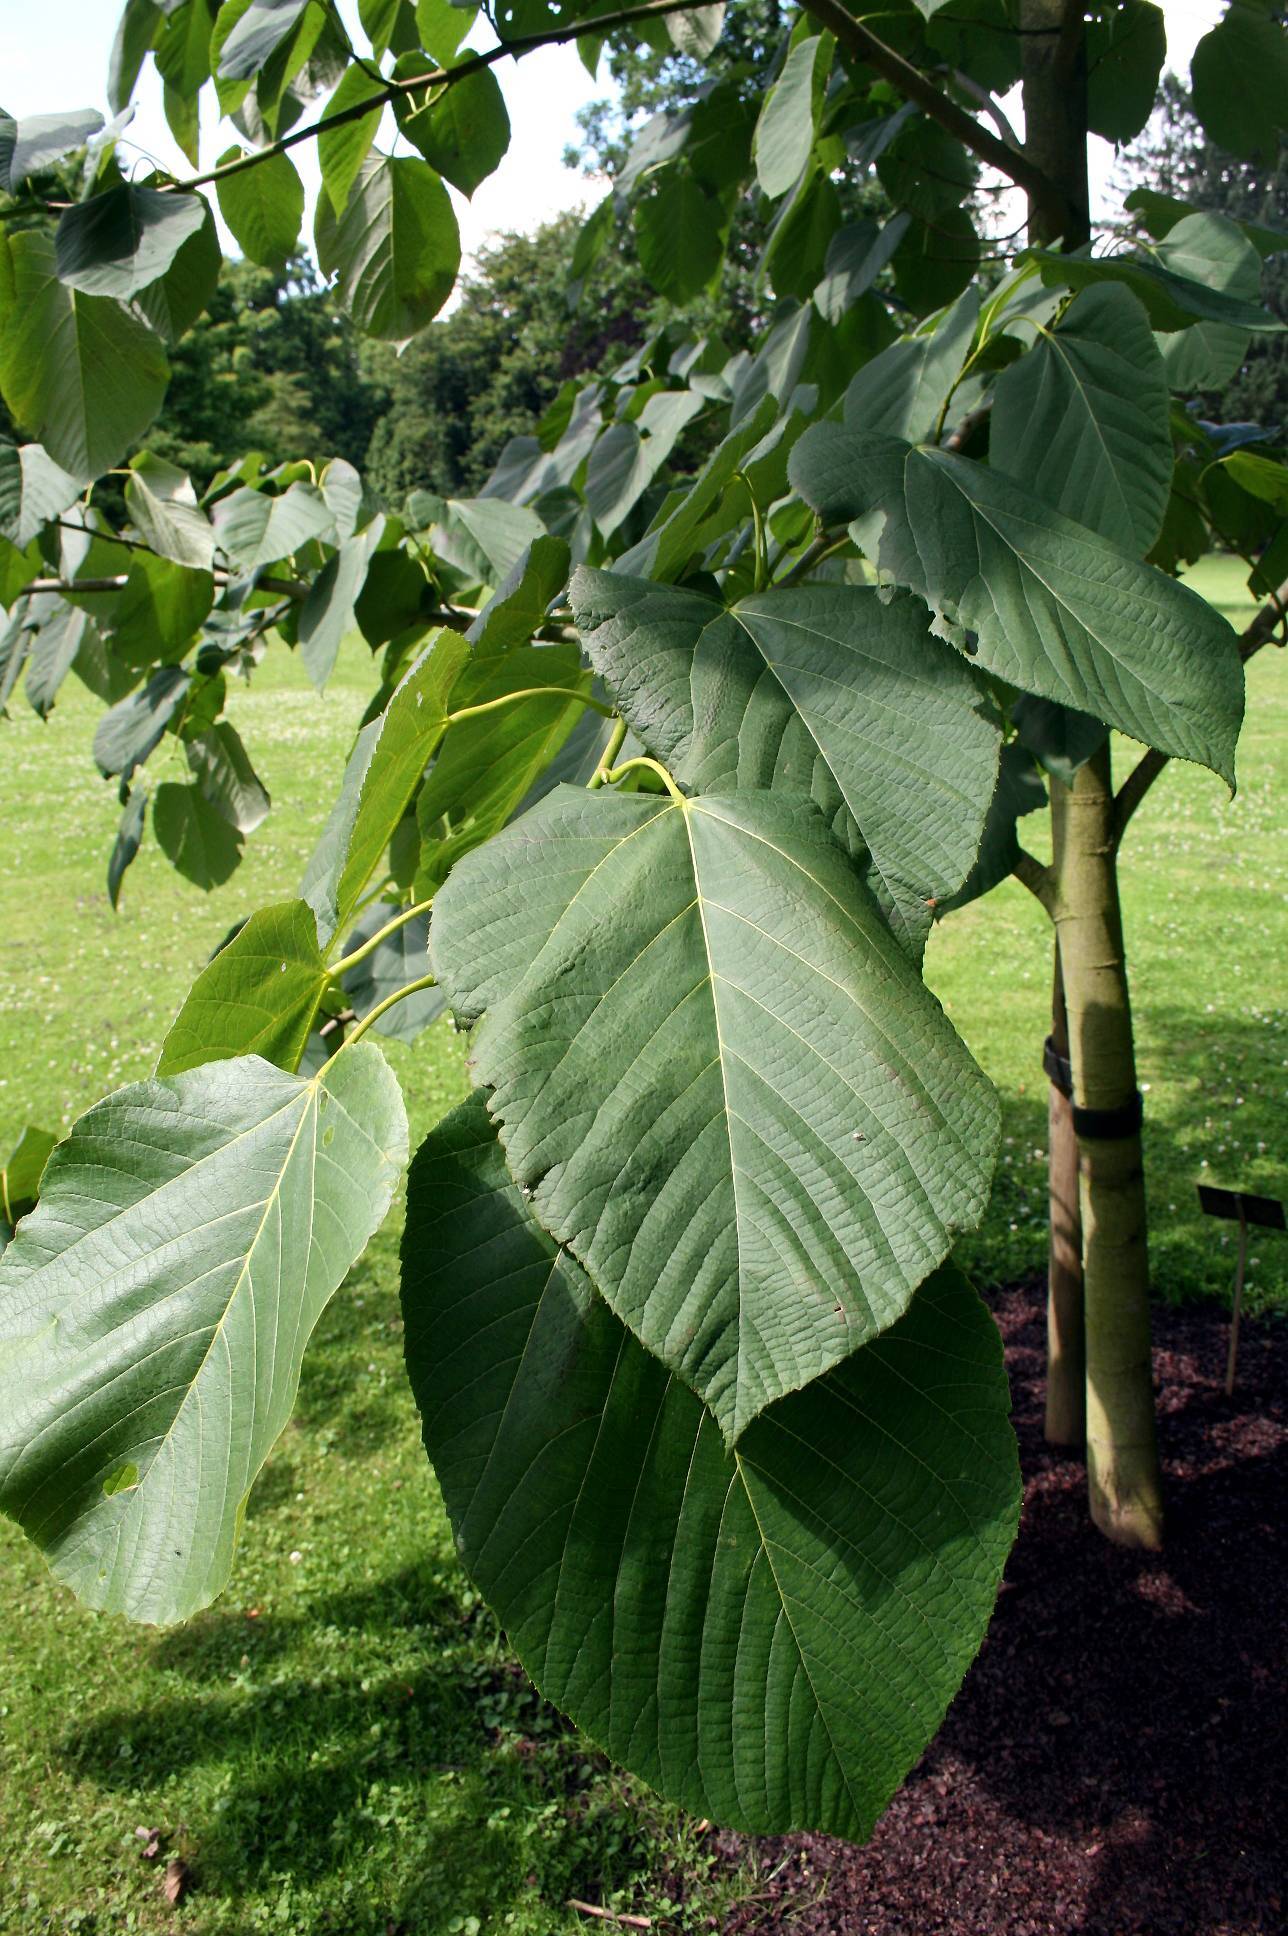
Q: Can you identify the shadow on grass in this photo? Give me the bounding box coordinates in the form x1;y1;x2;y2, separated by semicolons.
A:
56;1560;592;1911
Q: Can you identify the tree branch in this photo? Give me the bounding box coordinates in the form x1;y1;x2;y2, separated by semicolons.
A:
166;0;713;195
1113;574;1288;840
1013;845;1057;916
797;0;1066;212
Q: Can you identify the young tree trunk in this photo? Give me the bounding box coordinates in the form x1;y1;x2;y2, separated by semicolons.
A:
1019;0;1092;1455
1049;749;1164;1549
1044;952;1086;1446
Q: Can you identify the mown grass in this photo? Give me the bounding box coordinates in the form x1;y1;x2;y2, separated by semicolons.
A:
0;555;1282;1934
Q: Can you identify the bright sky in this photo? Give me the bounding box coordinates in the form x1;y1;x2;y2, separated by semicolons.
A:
3;0;1230;270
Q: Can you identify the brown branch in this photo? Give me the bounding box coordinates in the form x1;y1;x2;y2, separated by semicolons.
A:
567;1902;652;1930
1113;573;1288;841
166;0;713;195
20;569;306;600
1012;844;1057;917
943;400;992;452
797;0;1066;213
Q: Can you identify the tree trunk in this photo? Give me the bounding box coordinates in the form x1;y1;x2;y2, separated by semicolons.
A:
1044;951;1086;1446
1049;749;1164;1549
1019;0;1093;1458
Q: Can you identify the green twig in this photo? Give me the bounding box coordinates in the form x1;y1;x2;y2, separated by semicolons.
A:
445;685;614;728
587;717;628;788
329;897;434;976
733;470;768;594
324;972;439;1065
603;756;686;804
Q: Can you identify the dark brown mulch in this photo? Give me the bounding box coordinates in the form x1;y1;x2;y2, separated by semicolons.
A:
719;1282;1287;1936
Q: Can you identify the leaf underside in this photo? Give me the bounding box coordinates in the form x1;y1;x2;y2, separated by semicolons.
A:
0;1049;407;1624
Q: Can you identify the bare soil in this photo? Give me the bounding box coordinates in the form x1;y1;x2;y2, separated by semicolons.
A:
718;1282;1287;1936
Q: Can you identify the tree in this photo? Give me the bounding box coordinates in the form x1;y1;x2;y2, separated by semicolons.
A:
363;214;672;502
0;0;1283;1843
1117;71;1288;433
152;253;388;482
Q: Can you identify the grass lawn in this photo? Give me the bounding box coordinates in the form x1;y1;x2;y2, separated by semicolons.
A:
0;555;1282;1934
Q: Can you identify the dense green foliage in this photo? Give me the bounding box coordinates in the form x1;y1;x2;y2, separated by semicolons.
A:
1121;72;1288;432
0;0;1284;1849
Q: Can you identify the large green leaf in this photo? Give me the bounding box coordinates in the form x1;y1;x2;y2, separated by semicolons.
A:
109;0;161;113
753;31;831;198
213;481;334;569
398;67;510;199
0;231;168;483
633;173;722;303
107;783;149;909
990;283;1171;554
789;426;1244;785
584;391;705;536
154;781;243;888
1153;212;1262;394
0;440;81;550
1026;245;1280;334
1191;2;1288;159
301;626;470;944
216;0;312;78
299;520;385;689
185;721;271;833
413;642;593;896
109;553;214;668
465;533;571;656
401;1096;1020;1838
215;146;305;269
0;1045;406;1623
55;186;209;301
431;786;997;1441
3;110;103;189
570;571;999;958
315;154;460;343
24;601;89;719
318;65;385;216
843;286;977;442
93;662;190;779
876;121;974;220
125;453;215;571
158;900;329;1077
1086;0;1165;143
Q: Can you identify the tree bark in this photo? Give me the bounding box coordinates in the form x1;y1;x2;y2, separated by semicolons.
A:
1044;950;1086;1446
1019;0;1092;1458
1049;748;1164;1549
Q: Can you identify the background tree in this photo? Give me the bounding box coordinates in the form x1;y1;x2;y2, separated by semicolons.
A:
1117;71;1288;431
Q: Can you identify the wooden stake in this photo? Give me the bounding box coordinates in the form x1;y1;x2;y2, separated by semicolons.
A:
1225;1208;1249;1397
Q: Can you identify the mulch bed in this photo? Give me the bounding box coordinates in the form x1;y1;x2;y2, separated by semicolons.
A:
717;1281;1287;1936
